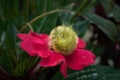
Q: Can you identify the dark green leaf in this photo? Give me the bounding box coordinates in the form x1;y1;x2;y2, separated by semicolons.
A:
83;13;118;41
113;4;120;22
73;20;90;37
67;65;120;80
59;3;75;24
0;50;13;74
53;65;120;80
29;0;58;34
4;26;17;64
0;26;17;74
35;14;57;34
99;0;113;14
93;46;106;56
15;57;38;77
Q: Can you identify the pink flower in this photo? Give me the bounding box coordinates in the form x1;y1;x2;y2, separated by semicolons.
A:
17;32;50;58
17;26;95;78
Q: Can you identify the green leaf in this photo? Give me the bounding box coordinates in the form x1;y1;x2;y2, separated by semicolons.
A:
59;3;75;24
52;71;65;80
0;49;13;75
15;57;38;77
83;13;118;41
36;14;57;34
52;65;120;80
93;46;106;56
28;0;58;34
0;26;17;74
0;0;20;29
99;0;113;14
4;26;17;64
67;65;120;80
73;20;90;37
113;4;120;22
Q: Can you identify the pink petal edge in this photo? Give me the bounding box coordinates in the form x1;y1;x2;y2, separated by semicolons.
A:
40;51;68;78
77;38;86;49
18;32;50;58
17;33;27;40
65;49;95;70
40;51;64;67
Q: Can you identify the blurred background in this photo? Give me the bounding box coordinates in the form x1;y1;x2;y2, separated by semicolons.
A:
0;0;120;80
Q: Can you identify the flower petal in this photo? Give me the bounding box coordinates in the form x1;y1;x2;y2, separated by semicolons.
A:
60;60;67;78
40;52;68;78
17;33;27;40
77;38;86;49
65;49;95;70
31;41;50;58
40;51;64;67
18;32;50;58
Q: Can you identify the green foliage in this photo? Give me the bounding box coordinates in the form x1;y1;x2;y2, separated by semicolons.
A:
68;65;120;80
59;3;75;24
53;65;120;80
15;57;38;77
83;12;118;41
36;14;57;34
73;20;90;37
113;4;120;22
0;0;120;80
5;26;17;63
99;0;113;13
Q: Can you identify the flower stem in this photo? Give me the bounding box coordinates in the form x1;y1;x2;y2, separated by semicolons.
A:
26;23;34;32
73;0;96;18
20;9;75;32
76;0;88;12
80;0;96;15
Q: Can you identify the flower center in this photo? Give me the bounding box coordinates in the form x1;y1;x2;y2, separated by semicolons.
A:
49;25;78;55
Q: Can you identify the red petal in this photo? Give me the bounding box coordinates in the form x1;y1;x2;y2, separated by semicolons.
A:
65;49;95;70
60;61;67;78
40;52;68;78
77;38;86;49
18;32;50;58
31;41;50;58
17;33;27;40
40;51;64;67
